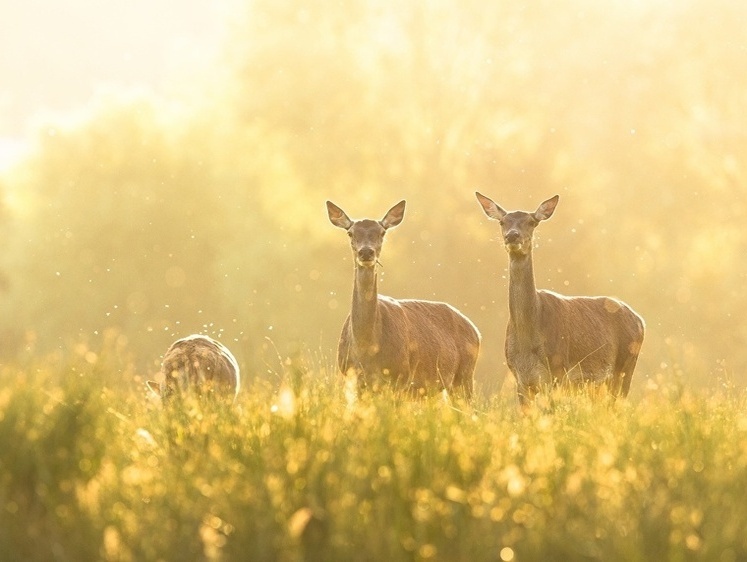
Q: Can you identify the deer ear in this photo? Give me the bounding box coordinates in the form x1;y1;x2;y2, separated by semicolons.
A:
146;380;162;398
475;192;507;221
381;200;406;229
326;201;353;230
534;195;559;221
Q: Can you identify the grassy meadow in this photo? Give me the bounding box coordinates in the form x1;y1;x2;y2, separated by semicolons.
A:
1;343;746;562
3;2;747;560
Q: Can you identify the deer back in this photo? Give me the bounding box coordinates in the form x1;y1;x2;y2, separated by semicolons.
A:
157;334;240;401
520;291;644;384
339;295;480;392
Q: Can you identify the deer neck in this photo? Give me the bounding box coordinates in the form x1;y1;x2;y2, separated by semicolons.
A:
508;251;540;339
351;265;380;346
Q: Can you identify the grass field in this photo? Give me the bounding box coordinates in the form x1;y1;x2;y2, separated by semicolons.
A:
1;349;746;561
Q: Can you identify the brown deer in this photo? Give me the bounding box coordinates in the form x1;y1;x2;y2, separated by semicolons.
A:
327;200;481;399
475;192;644;408
146;334;240;402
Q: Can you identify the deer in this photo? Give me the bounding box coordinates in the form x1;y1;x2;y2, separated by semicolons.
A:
146;334;240;403
475;192;644;409
326;200;481;400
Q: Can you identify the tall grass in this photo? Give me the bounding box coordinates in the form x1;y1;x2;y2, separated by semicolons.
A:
1;349;746;561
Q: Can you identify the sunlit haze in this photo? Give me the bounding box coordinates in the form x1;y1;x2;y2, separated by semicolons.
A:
2;3;747;558
0;0;225;143
0;0;745;391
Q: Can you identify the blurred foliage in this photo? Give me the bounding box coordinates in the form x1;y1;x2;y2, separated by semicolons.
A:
1;355;747;560
1;0;747;390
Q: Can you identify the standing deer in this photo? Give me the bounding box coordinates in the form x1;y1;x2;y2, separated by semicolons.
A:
147;334;240;403
327;200;481;399
475;192;644;408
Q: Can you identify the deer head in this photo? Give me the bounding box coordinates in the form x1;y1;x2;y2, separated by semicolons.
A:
475;192;559;256
326;200;406;267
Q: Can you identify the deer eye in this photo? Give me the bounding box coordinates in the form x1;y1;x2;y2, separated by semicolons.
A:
347;231;353;238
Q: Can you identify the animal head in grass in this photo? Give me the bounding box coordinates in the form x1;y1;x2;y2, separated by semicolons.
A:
146;334;240;403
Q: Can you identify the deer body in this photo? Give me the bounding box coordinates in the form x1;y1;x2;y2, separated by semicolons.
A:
476;192;644;406
147;334;240;402
328;201;481;399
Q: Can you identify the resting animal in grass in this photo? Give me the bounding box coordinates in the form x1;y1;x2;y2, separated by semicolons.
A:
147;334;240;402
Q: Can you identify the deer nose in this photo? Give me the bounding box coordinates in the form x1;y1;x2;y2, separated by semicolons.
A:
358;247;376;262
505;230;521;244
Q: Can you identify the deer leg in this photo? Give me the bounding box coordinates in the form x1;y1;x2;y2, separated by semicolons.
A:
611;354;639;398
458;375;474;402
451;375;473;403
620;357;639;397
450;359;476;403
516;383;538;412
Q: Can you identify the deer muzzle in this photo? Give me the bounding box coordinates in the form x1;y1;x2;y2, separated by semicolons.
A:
505;230;521;244
356;247;377;266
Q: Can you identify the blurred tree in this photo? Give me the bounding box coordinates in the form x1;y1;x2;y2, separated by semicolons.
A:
215;0;747;387
1;0;746;389
0;187;8;293
0;94;235;362
215;0;577;390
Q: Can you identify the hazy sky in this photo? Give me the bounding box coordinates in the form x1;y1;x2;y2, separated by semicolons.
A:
0;0;226;166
